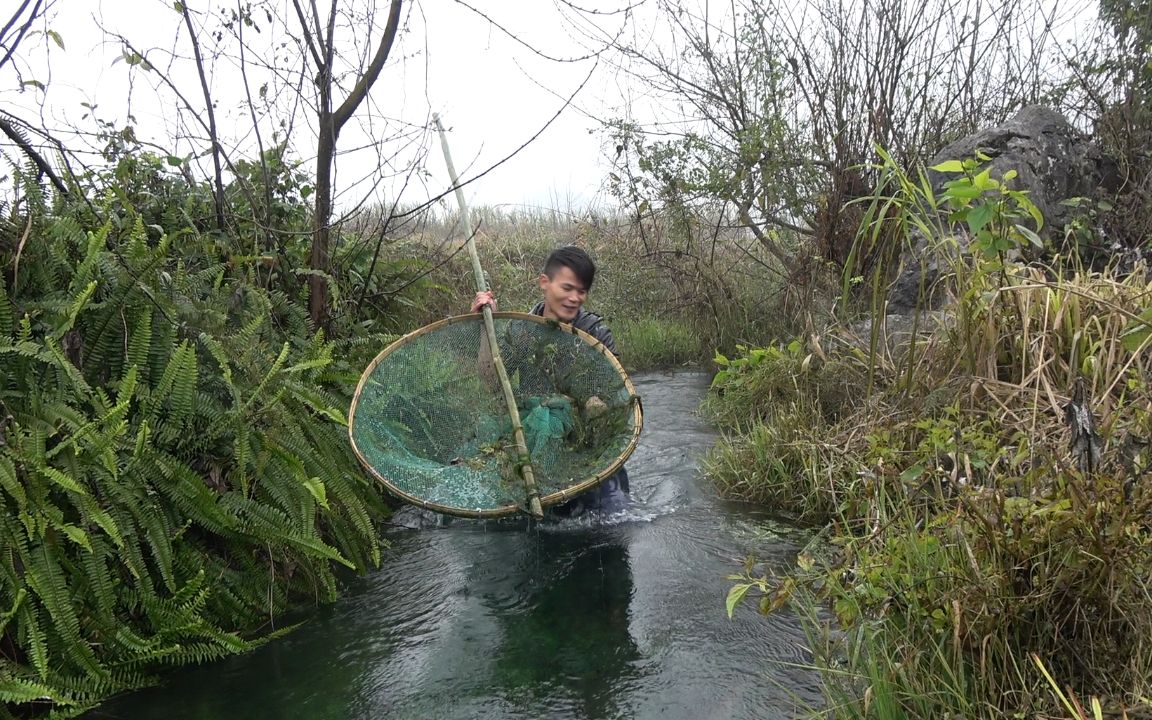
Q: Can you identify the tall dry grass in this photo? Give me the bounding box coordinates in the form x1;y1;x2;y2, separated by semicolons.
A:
708;155;1152;717
364;201;802;370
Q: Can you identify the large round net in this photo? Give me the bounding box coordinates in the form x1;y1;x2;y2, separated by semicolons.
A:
349;312;643;517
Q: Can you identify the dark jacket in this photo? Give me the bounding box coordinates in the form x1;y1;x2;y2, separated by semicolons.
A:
529;302;618;357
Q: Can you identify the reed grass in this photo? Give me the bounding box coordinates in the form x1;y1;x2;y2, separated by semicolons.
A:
709;154;1152;717
383;201;804;370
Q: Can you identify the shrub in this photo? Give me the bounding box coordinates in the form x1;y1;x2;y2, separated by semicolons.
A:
0;186;387;715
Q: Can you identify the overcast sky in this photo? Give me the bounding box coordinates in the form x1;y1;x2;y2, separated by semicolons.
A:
5;0;650;213
4;0;1099;217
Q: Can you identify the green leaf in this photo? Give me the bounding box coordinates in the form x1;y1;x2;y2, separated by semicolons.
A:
46;29;65;49
966;203;995;235
726;583;751;619
931;160;966;173
900;464;925;482
58;523;92;551
943;183;983;201
316;406;347;426
303;477;330;510
173;0;185;11
1015;224;1044;248
21;79;45;90
971;168;996;191
1121;307;1152;353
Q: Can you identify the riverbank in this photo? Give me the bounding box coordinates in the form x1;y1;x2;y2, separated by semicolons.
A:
705;163;1152;717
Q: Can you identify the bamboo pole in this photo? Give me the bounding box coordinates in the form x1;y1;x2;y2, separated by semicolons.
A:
432;113;544;519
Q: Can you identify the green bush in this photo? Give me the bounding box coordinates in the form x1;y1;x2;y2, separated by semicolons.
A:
0;187;387;715
613;317;703;370
713;153;1152;716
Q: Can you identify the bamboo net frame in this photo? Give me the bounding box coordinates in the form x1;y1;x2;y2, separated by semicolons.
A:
347;311;644;519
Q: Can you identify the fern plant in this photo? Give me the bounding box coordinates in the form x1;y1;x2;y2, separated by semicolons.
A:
0;172;390;717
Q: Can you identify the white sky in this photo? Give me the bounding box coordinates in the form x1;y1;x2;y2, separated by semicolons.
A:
3;0;1101;217
4;0;643;213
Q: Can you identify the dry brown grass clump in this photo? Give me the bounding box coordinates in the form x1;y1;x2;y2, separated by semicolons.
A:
710;259;1152;716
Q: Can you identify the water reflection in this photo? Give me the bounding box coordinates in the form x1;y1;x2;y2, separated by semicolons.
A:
490;528;641;718
86;373;822;720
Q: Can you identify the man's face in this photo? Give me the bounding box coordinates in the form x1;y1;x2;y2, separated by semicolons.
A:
538;265;588;322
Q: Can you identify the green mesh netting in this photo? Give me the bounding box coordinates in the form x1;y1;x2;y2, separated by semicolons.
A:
349;312;642;517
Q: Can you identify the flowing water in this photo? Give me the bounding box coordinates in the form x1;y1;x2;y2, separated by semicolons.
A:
88;371;822;720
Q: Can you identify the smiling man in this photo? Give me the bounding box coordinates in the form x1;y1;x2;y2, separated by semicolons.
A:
470;245;629;517
471;246;617;356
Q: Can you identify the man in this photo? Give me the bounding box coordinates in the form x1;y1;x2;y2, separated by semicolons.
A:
470;246;630;517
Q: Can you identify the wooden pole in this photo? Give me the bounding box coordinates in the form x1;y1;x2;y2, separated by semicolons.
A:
432;113;544;519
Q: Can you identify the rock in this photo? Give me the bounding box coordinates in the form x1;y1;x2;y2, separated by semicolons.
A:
887;105;1118;314
583;395;608;419
926;105;1115;237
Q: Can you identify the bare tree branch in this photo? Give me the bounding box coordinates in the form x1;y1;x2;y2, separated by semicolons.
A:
0;0;45;72
305;0;405;329
0;110;68;196
179;1;227;231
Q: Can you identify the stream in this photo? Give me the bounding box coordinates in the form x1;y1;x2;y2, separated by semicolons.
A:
87;371;822;719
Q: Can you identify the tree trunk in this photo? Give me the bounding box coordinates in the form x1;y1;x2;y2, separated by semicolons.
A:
305;0;404;331
310;109;335;330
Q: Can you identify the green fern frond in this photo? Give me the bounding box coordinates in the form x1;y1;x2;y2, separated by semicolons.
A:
232;424;252;496
68;228;108;297
18;589;52;679
139;503;176;592
0;275;12;339
0;454;28;507
169;343;198;427
196;331;235;395
126;309;153;377
76;542;117;625
54;280;99;341
0;587;27;638
147;317;176;386
100;505;148;583
25;544;107;680
0;677;76;708
147;450;236;534
36;465;89;497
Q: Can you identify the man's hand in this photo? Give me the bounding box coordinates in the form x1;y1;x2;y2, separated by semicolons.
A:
471;291;498;313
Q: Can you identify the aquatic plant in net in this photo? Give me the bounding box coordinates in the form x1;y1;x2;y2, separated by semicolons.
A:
349;312;642;517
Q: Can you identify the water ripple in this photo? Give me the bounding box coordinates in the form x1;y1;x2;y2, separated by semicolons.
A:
87;371;823;720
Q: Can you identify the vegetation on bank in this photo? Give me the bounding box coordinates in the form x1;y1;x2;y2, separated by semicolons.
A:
710;154;1152;717
0;161;415;717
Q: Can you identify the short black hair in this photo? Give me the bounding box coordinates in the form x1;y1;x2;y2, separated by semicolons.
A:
543;246;596;289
